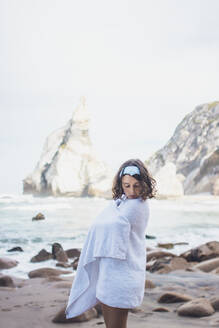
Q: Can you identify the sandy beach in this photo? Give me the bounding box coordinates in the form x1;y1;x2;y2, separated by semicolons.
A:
1;244;219;328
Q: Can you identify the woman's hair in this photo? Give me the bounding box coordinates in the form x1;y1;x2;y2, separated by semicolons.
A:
112;158;157;200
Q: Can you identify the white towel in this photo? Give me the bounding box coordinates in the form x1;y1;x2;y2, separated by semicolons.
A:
65;194;149;318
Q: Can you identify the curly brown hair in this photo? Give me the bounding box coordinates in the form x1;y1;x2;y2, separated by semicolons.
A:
112;159;157;201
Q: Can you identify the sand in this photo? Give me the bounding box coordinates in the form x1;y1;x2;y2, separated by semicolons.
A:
1;270;219;328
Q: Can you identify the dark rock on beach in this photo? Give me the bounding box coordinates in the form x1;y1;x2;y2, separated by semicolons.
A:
180;241;219;262
32;212;45;221
56;262;72;268
158;292;193;303
152;306;171;312
65;248;81;258
71;257;79;270
7;247;23;252
0;275;15;287
52;243;68;263
28;267;72;278
147;256;190;274
157;242;189;249
209;296;219;311
177;298;215;317
193;258;219;273
147;250;176;262
30;249;52;262
0;257;19;270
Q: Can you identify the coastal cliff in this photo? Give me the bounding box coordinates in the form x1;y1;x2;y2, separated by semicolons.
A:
23;97;113;198
146;101;219;196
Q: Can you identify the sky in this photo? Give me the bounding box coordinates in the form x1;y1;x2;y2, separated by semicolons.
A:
0;0;219;194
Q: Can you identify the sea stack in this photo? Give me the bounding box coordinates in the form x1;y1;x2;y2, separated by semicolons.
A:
145;101;219;196
23;97;113;198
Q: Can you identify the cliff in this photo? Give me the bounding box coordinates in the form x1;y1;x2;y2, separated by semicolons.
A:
23;97;113;198
145;101;219;196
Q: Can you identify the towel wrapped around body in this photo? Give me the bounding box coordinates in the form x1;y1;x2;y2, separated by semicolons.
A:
65;194;150;318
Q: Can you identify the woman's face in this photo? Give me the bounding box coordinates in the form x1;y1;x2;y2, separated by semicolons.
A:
121;175;142;199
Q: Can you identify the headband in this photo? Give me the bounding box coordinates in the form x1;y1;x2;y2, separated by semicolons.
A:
119;165;140;178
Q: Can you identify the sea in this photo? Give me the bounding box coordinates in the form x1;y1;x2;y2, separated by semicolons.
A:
0;193;219;279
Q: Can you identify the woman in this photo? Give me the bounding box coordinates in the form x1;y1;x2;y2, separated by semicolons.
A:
65;158;156;328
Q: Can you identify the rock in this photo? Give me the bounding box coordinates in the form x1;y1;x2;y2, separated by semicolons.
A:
0;275;15;287
210;297;219;311
30;249;52;262
147;250;176;262
145;279;156;289
53;306;98;323
23;97;113;198
52;243;68;262
212;267;219;274
28;268;72;278
145;235;156;239
194;258;219;272
7;246;23;252
174;242;189;246
94;303;102;315
157;243;174;249
157;242;189;249
129;307;143;313
154;162;184;197
65;248;81;258
177;298;215;317
56;262;72;268
158;292;193;303
181;241;219;262
145;102;219;195
153;307;170;312
32;212;45;221
0;257;19;270
72;258;79;270
148;256;190;274
213;176;219;195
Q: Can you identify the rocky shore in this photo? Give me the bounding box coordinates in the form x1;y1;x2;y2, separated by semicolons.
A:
1;241;219;327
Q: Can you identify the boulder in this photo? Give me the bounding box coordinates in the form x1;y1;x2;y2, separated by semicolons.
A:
148;256;190;274
210;297;219;311
7;246;23;252
52;306;98;323
30;249;52;262
194;258;219;272
65;248;81;258
180;241;219;262
52;243;68;262
158;292;193;303
0;257;18;270
72;258;79;270
28;267;72;278
177;298;215;317
147;250;176;262
32;212;45;221
153;307;170;312
157;242;189;249
56;262;72;268
0;275;15;287
94;303;102;315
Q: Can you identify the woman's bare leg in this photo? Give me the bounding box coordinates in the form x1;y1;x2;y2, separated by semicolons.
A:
99;301;129;328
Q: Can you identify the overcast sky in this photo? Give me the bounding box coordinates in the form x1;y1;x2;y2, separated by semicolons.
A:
1;0;219;194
